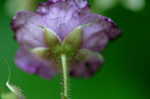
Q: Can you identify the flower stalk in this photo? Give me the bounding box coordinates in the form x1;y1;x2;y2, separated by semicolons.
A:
61;54;69;99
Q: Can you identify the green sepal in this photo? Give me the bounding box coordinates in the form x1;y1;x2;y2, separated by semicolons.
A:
40;26;61;48
76;49;104;62
31;25;94;62
63;26;83;50
30;47;50;59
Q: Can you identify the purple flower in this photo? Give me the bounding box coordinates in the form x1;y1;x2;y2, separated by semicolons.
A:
11;0;121;79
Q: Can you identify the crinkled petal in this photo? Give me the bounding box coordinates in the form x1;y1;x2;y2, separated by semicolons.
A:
48;0;66;3
11;0;120;51
11;11;48;48
12;1;82;48
70;49;104;77
36;1;81;40
78;11;121;51
15;48;57;79
47;0;88;8
74;0;88;8
11;11;34;33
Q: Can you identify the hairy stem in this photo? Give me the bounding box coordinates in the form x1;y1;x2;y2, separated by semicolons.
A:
61;54;69;99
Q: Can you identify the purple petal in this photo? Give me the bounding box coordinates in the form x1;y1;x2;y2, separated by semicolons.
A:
11;11;34;33
48;0;66;3
11;0;120;51
15;48;57;79
11;11;48;48
47;0;88;8
12;1;82;48
70;50;103;78
78;11;121;51
73;0;88;8
36;1;82;40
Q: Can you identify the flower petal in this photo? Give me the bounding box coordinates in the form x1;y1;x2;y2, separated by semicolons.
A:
11;11;35;33
11;0;121;51
36;0;87;40
74;0;88;8
11;11;48;48
48;0;66;3
12;2;81;48
70;49;104;77
15;48;57;79
79;11;121;51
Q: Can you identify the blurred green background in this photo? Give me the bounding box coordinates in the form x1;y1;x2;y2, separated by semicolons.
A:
0;0;150;99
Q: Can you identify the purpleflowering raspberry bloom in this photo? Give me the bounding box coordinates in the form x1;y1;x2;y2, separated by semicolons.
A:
11;0;121;79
